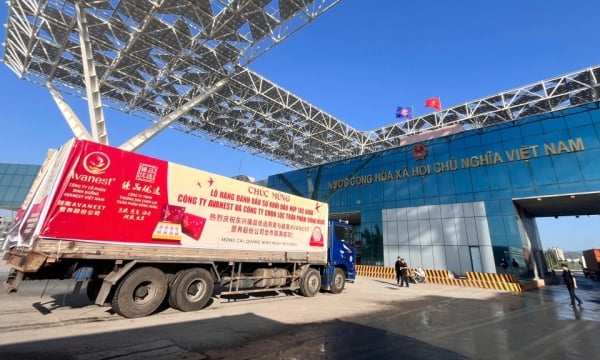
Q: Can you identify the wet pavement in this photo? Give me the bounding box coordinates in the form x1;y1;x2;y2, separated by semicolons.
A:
206;275;600;360
0;265;599;360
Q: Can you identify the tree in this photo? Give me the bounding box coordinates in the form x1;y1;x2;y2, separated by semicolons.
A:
544;250;560;270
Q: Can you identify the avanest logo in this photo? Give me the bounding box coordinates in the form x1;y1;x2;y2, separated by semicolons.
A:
83;152;111;175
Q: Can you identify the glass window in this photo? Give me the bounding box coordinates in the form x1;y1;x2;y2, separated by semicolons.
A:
579;149;600;181
453;170;473;194
0;175;14;186
10;175;26;187
27;166;41;175
474;191;492;201
486;164;511;190
499;126;522;142
5;164;18;175
529;157;557;186
14;164;29;175
487;215;506;239
485;200;503;216
551;155;583;182
463;133;482;148
507;162;532;188
535;183;561;195
541;117;567;132
422;174;439;197
407;177;425;199
566;111;593;128
448;138;466;152
568;124;598;147
333;223;354;246
520;120;544;137
14;187;29;203
437;172;456;196
469;167;490;192
490;189;513;200
502;137;526;150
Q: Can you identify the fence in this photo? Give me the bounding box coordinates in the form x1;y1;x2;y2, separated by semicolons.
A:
355;265;524;293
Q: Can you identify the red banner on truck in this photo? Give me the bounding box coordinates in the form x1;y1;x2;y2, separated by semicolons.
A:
10;139;328;253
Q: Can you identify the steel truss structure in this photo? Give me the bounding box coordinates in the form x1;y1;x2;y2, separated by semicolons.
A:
3;0;600;168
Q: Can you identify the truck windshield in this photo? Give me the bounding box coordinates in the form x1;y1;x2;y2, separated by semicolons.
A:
333;224;354;247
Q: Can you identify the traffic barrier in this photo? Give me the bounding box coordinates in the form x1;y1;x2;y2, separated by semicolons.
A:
355;265;523;293
355;265;415;280
356;265;395;279
465;271;523;293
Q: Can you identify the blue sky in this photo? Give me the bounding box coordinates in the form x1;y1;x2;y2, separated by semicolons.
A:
1;0;599;252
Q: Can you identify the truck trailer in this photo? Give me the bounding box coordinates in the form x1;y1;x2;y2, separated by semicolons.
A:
582;249;600;280
3;138;356;318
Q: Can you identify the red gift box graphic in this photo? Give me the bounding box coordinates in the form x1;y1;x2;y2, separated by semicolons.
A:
181;213;206;241
160;204;185;223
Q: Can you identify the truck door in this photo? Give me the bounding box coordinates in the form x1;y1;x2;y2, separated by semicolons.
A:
329;221;356;280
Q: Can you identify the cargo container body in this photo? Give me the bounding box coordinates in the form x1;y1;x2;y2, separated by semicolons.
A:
3;139;356;318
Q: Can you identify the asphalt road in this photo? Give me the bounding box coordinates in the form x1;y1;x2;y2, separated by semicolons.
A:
0;261;599;360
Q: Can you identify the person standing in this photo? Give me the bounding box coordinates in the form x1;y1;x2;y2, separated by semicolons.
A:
399;258;410;287
511;258;520;278
561;263;583;307
500;258;509;274
394;256;402;286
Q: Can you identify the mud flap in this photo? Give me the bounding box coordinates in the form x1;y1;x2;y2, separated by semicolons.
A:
3;268;24;293
95;261;137;306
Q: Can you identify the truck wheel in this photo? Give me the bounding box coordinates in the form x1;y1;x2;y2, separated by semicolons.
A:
111;267;168;318
300;268;321;297
169;268;214;312
330;268;345;294
167;270;187;310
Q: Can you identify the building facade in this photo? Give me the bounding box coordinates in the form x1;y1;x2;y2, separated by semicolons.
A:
0;162;40;248
267;102;600;278
0;163;40;211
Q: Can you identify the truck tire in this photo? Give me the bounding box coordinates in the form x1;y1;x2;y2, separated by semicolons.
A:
330;268;345;294
167;270;187;310
111;267;168;318
300;268;321;297
168;268;214;312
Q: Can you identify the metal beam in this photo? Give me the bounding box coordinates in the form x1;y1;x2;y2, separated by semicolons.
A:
3;1;599;169
119;78;230;151
46;82;92;140
75;1;108;144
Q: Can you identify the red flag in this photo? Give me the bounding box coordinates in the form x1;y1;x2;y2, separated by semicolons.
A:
425;97;441;110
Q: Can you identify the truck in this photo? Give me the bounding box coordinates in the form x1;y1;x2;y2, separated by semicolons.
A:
2;138;356;318
582;249;600;280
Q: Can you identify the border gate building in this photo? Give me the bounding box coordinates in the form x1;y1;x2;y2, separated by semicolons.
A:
3;1;600;279
267;103;600;278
